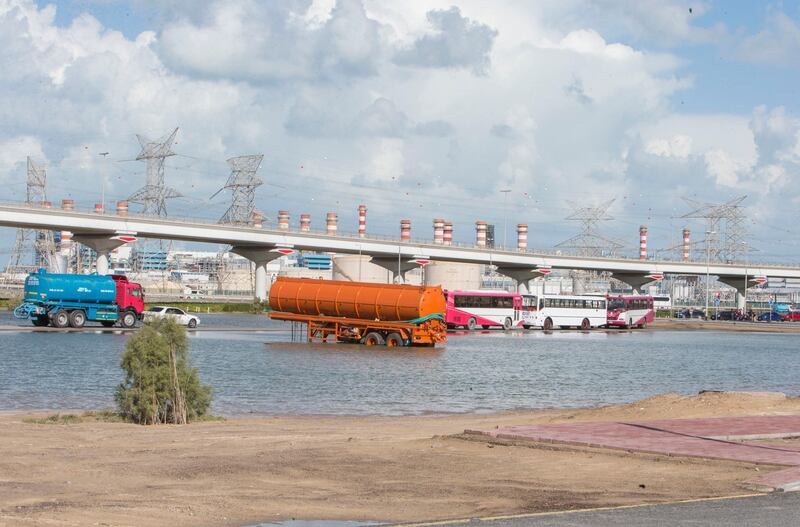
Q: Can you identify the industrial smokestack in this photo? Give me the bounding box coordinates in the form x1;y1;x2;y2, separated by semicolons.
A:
517;223;528;251
42;201;52;209
475;221;487;247
358;204;367;238
639;225;647;260
433;218;445;244
278;210;290;230
93;203;104;214
252;210;263;228
400;219;411;242
300;213;311;232
443;221;453;246
326;212;338;235
683;227;691;261
116;200;128;216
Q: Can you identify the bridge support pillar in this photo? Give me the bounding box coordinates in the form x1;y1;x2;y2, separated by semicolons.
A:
254;263;268;302
495;268;537;294
71;234;133;275
230;246;295;303
612;273;660;294
371;256;430;284
718;277;751;312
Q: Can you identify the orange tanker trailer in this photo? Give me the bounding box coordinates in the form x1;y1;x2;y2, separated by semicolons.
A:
268;277;447;347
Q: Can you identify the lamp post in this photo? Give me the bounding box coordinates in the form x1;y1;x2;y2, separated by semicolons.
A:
500;188;511;249
705;230;716;320
99;151;109;210
742;241;749;318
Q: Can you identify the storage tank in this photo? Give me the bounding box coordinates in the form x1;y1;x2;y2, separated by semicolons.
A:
268;277;445;322
424;261;482;291
24;270;117;305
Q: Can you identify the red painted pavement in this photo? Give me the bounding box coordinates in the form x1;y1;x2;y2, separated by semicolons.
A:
466;415;800;491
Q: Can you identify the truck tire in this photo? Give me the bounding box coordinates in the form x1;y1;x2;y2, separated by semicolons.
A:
543;317;553;331
68;310;86;328
120;311;137;328
385;332;405;347
581;318;591;331
362;332;385;346
503;317;513;330
52;309;69;328
466;317;477;330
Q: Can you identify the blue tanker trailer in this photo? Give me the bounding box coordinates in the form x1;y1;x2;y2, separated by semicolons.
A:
14;269;145;328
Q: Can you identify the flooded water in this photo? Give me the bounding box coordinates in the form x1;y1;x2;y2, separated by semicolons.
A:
1;312;799;416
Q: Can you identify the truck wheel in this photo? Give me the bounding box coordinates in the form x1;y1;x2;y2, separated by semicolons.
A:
68;310;86;328
52;310;69;329
362;332;385;346
101;321;116;328
385;333;405;347
581;318;591;331
543;317;553;331
466;318;477;331
503;317;513;330
188;318;197;329
120;311;137;328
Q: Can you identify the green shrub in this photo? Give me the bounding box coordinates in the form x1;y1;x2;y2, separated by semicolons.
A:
115;318;212;425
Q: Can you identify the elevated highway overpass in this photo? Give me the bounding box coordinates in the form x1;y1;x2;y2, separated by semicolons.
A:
1;203;798;306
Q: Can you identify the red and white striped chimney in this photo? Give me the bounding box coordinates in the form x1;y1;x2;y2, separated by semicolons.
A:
61;199;74;211
300;213;311;232
433;218;445;244
475;221;487;247
358;204;367;238
277;210;290;230
42;201;52;209
60;199;74;259
326;212;338;235
682;227;691;261
443;221;453;246
116;200;128;216
400;219;411;242
252;210;263;228
93;203;104;214
639;225;647;260
517;223;528;251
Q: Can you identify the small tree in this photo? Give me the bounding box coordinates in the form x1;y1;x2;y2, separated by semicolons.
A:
115;318;212;424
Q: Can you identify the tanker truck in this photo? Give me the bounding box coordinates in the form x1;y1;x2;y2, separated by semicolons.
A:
14;269;144;328
268;277;447;347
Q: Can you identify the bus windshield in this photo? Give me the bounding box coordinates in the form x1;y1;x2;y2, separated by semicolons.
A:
607;299;625;311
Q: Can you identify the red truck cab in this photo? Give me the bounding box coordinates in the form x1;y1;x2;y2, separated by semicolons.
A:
110;274;145;314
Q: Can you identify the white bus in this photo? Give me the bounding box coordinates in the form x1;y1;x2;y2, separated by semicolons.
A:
652;294;672;311
521;294;608;330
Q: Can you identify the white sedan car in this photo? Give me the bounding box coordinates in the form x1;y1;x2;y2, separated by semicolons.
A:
143;306;201;328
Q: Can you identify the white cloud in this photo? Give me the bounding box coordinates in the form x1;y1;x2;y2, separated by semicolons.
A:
737;11;800;67
645;135;692;159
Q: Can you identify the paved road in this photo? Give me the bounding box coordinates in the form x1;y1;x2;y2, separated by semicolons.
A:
425;493;800;527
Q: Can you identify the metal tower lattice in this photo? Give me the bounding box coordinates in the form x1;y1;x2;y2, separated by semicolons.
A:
128;127;182;216
556;198;624;257
681;196;749;263
4;157;56;275
212;155;264;225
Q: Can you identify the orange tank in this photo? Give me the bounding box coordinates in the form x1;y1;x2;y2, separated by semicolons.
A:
268;277;445;321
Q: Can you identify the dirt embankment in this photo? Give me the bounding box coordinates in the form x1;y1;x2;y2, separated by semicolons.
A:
1;391;799;527
651;318;800;333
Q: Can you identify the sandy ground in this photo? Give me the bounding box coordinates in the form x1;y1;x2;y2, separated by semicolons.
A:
1;391;800;527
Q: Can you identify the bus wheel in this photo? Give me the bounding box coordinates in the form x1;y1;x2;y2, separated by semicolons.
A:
68;310;86;329
120;311;137;328
362;332;385;346
466;318;477;330
503;317;513;330
52;309;69;329
638;319;647;329
385;333;405;347
543;318;553;331
581;318;590;331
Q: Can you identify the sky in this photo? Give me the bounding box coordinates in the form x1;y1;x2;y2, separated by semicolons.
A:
1;0;800;263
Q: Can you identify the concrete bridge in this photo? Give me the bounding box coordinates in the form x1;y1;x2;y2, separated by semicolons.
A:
1;203;797;307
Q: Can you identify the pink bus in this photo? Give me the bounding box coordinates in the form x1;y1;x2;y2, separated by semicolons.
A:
445;290;523;330
606;294;655;328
